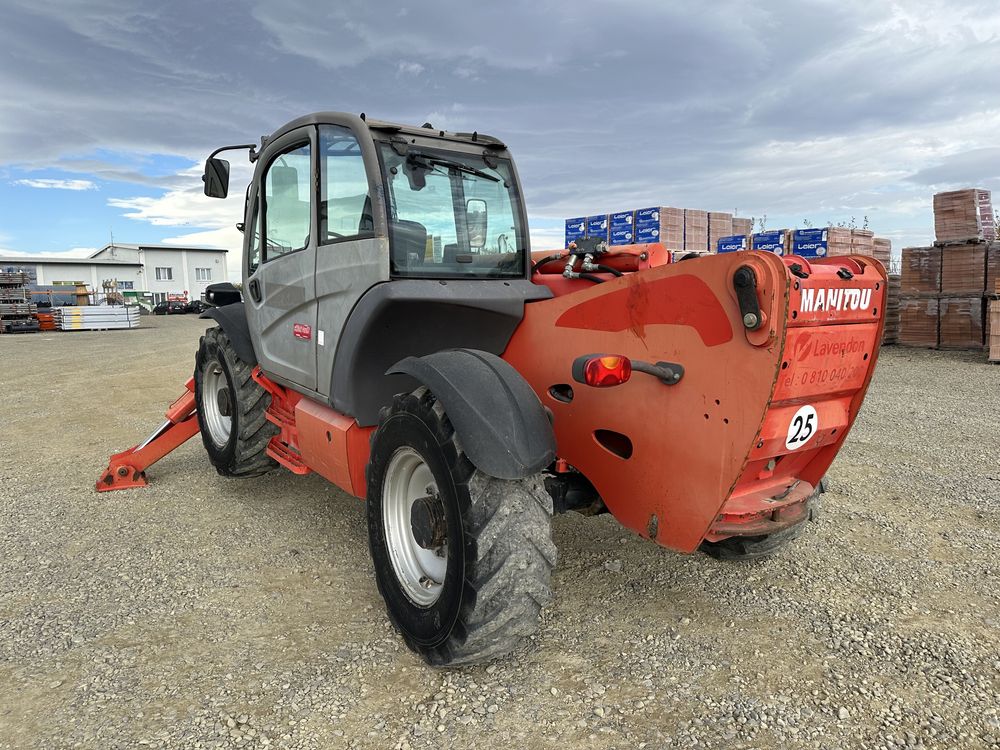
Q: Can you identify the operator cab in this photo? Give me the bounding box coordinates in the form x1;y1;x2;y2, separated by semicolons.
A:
200;112;548;420
203;113;531;281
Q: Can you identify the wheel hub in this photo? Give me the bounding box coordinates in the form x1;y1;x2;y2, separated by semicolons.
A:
216;387;232;417
201;360;233;447
410;492;447;550
383;447;448;607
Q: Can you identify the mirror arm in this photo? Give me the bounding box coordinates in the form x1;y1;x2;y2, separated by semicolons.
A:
208;143;258;162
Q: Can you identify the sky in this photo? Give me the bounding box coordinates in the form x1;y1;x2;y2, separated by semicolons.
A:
3;0;1000;277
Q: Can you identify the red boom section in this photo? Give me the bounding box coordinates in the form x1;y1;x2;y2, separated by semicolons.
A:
504;251;885;553
97;370;372;498
96;379;201;491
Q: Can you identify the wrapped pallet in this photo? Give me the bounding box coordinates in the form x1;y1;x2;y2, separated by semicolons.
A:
874;237;892;268
938;296;985;350
986;243;1000;296
751;230;788;255
732;217;754;237
899;296;939;348
882;273;901;345
979;191;996;243
707;212;733;254
900;247;942;294
933;188;993;244
851;229;875;257
659;207;685;252
826;227;853;256
940;245;987;294
683;209;708;253
989;298;1000;362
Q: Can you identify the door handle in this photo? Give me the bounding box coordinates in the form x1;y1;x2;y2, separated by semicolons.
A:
248;278;261;302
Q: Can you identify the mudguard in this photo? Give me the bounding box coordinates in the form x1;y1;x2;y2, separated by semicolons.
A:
388;349;556;480
200;303;257;366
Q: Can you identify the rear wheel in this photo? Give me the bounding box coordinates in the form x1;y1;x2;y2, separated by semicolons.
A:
367;387;556;666
194;326;277;477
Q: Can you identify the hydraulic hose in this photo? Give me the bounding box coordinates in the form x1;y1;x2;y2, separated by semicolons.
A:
594;264;623;277
532;253;566;274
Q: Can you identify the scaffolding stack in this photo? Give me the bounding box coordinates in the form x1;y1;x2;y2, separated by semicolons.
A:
0;270;39;334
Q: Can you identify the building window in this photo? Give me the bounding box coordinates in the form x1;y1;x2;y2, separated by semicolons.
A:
195;267;212;282
155;267;173;281
118;280;135;290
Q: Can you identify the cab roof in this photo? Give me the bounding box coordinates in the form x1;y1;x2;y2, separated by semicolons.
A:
264;111;506;153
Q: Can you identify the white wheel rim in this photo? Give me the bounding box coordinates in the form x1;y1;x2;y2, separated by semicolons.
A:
383;447;448;607
201;359;232;447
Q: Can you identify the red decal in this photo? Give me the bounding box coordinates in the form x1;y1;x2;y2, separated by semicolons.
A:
555;274;733;346
293;323;312;341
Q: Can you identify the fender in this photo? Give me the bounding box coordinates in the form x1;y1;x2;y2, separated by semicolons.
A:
199;303;257;366
389;349;556;481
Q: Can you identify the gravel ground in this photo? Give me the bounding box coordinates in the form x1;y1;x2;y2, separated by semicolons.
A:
0;315;998;750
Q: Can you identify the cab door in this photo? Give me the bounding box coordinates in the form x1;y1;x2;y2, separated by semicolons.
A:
243;126;319;391
313;123;390;398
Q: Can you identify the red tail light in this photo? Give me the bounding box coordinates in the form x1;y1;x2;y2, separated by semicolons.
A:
580;355;632;387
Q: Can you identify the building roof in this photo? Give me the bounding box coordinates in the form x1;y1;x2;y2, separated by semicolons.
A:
89;243;229;258
0;255;141;266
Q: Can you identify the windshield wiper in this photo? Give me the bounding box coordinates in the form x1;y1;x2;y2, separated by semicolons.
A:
407;153;500;183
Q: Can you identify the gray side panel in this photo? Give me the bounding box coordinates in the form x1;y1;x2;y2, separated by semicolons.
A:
200;304;256;365
331;279;552;425
389;350;556;480
314;236;390;398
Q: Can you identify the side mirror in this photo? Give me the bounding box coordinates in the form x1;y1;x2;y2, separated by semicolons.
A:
203;157;230;198
466;198;487;250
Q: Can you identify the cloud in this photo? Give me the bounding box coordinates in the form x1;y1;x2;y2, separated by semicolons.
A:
13;178;97;190
2;0;1000;257
396;61;424;76
1;247;97;258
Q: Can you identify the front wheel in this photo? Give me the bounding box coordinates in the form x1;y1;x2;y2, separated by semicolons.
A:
366;387;556;666
194;327;277;477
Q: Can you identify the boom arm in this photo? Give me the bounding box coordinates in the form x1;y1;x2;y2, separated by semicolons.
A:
96;379;200;491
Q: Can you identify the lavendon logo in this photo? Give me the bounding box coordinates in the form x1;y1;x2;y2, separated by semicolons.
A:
800;287;872;313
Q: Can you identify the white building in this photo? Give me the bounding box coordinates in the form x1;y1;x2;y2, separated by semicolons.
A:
0;243;230;306
88;244;230;302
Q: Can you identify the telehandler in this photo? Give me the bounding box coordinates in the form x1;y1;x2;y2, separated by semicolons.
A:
99;112;885;665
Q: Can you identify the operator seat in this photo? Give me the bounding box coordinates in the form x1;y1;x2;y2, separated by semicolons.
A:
391;220;428;271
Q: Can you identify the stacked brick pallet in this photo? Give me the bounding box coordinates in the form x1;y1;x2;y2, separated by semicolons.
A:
567;207;754;257
707;212;733;255
883;274;901;344
658;207;685;251
733;217;753;236
683;210;709;254
898;188;1000;353
989;279;1000;362
874;237;892;268
932;189;995;244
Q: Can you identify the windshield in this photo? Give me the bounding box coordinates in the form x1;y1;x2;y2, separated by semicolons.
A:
378;144;526;278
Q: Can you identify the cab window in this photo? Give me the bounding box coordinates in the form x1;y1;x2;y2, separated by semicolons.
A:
319;125;372;243
247;195;261;274
263;142;311;260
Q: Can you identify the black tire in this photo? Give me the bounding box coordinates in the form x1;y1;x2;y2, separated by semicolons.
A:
699;480;825;561
367;386;556;666
194;326;277;477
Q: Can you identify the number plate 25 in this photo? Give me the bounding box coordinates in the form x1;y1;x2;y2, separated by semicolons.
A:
785;405;818;450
